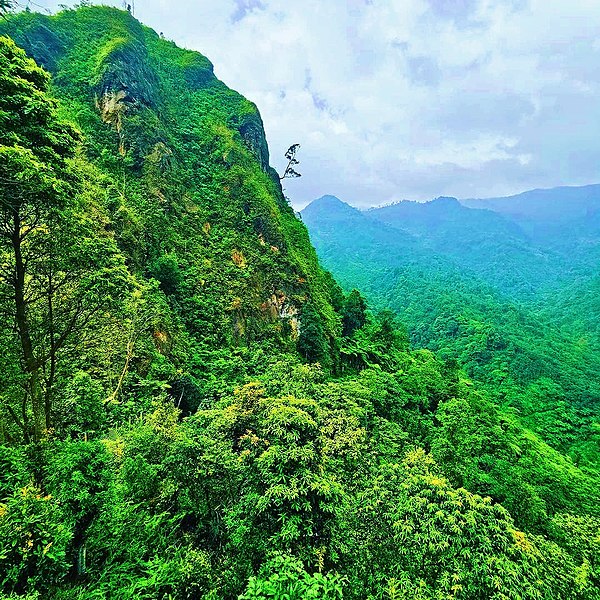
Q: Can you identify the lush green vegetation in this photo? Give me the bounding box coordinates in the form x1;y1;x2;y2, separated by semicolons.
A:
0;6;599;599
302;195;600;469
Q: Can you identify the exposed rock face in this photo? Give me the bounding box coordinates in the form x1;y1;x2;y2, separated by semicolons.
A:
92;36;163;158
94;37;159;115
238;111;270;173
97;89;127;133
0;15;65;72
261;291;300;340
262;291;297;320
23;23;65;71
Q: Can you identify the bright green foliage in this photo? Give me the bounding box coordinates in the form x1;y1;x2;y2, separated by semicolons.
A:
239;555;344;600
0;7;598;600
547;513;600;595
432;393;600;532
0;484;70;594
302;195;600;468
340;449;540;599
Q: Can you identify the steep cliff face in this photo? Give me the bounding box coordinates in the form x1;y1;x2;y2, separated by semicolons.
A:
237;110;271;173
93;35;159;136
1;6;340;355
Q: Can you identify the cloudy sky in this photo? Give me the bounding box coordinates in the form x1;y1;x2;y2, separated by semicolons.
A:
31;0;600;208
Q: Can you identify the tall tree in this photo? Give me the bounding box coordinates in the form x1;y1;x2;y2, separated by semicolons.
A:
0;37;127;441
280;144;301;180
297;302;331;368
342;288;367;337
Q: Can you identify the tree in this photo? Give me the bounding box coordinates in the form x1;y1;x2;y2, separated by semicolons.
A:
374;309;409;350
340;449;544;599
0;37;79;441
297;302;331;368
0;37;128;441
280;143;301;180
342;289;367;337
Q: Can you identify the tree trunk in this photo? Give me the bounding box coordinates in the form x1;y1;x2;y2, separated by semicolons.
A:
12;211;44;441
45;270;56;432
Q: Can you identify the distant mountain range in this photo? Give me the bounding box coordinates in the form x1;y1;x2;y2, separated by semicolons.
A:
302;184;600;301
301;185;600;465
462;184;600;224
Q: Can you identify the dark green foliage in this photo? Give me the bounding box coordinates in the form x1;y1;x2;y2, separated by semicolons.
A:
341;289;367;337
0;7;598;600
93;35;158;108
298;302;331;367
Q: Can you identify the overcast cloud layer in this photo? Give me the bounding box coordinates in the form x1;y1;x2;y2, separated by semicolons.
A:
33;0;600;207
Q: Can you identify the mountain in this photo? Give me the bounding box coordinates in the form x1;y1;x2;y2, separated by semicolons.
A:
366;196;560;298
461;184;600;225
462;185;600;282
302;195;444;289
302;194;600;466
0;5;342;362
1;7;599;600
306;186;600;306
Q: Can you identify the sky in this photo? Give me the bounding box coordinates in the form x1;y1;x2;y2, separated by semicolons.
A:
26;0;600;208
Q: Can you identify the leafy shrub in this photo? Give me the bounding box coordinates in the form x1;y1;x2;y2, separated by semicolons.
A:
239;554;344;600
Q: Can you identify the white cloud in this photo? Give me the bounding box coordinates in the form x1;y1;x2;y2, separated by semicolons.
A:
35;0;600;207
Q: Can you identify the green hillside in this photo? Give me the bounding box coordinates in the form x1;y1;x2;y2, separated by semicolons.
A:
0;6;599;600
302;195;600;467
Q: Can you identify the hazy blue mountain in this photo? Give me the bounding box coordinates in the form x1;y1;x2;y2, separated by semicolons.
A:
461;184;600;286
301;195;453;297
461;184;600;225
366;196;559;298
306;186;600;301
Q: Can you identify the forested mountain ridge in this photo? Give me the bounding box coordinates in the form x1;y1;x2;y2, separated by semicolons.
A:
0;5;343;427
461;184;600;225
0;5;340;343
1;6;599;600
461;184;600;291
366;196;560;298
302;195;600;466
